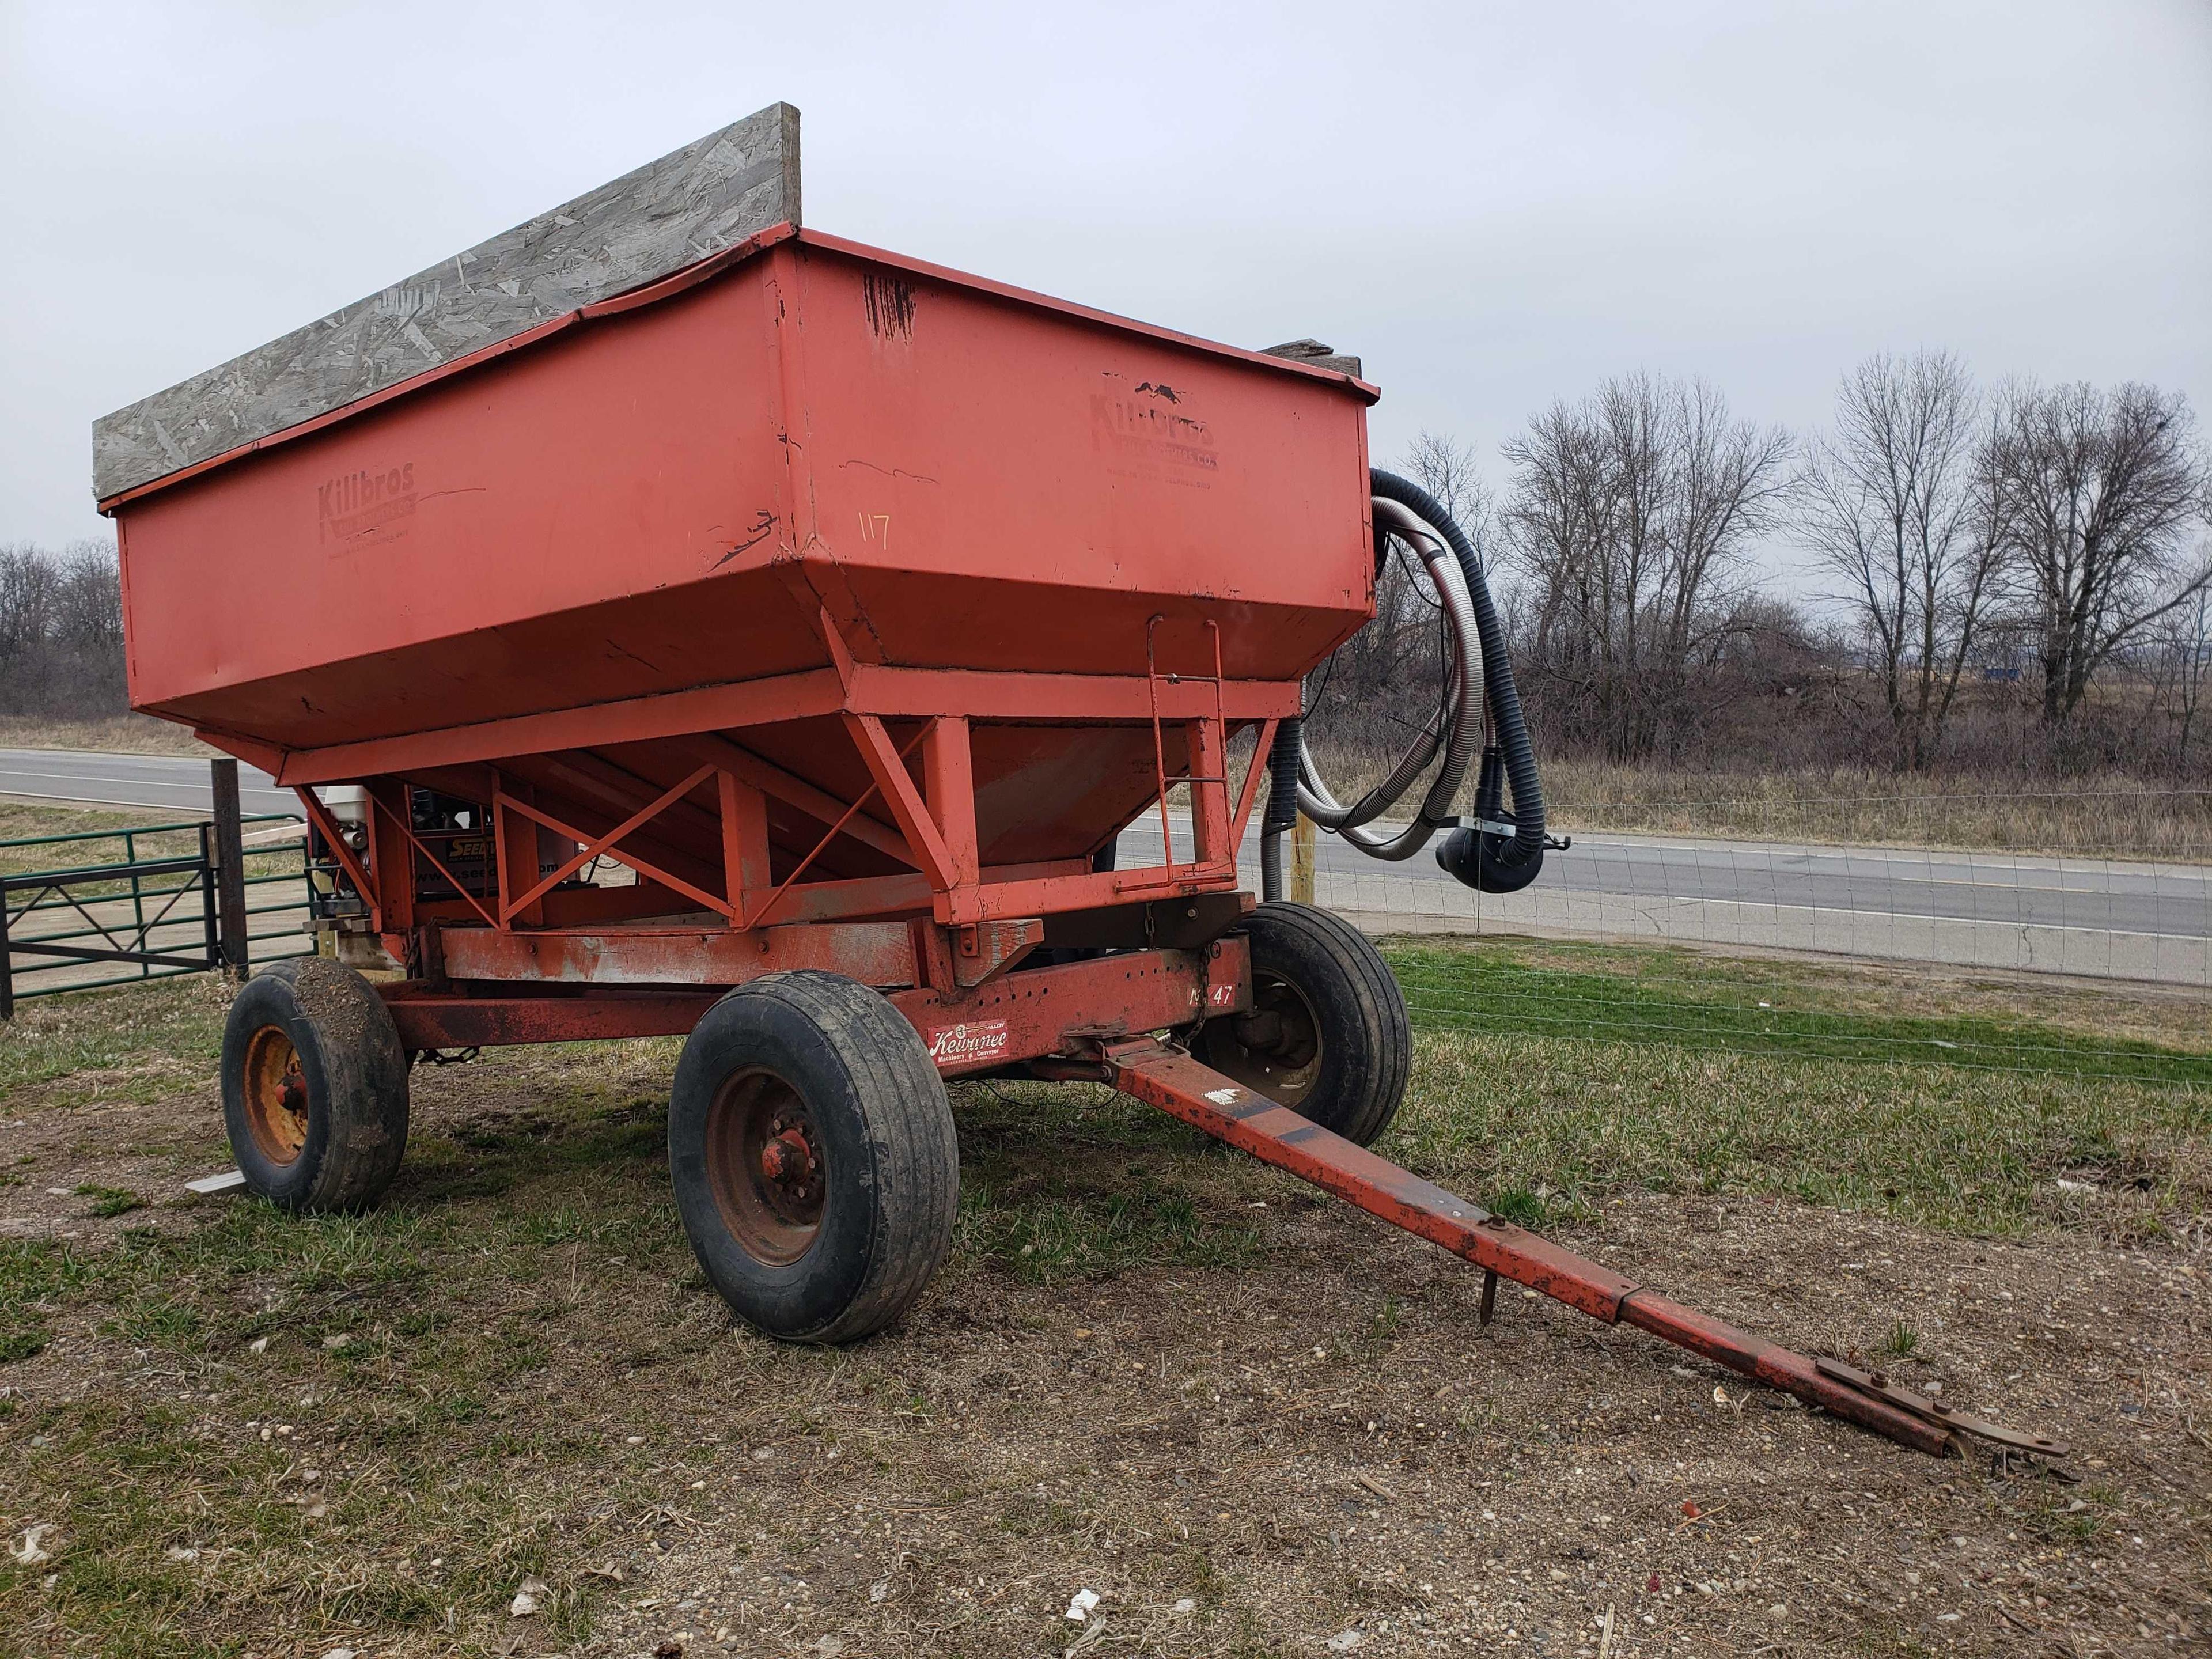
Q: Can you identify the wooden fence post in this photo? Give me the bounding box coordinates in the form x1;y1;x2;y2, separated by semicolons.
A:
210;759;249;975
1290;809;1317;906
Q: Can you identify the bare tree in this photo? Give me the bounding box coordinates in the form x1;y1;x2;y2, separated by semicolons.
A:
1987;381;2212;726
2150;574;2212;770
0;544;58;668
1501;373;1794;761
1797;352;2002;770
0;538;128;716
51;540;124;652
1400;429;1490;532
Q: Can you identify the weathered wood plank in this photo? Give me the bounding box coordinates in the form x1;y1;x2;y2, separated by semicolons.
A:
94;101;800;502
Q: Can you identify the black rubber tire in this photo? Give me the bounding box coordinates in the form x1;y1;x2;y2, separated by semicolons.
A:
1196;901;1410;1147
220;958;411;1213
668;971;959;1343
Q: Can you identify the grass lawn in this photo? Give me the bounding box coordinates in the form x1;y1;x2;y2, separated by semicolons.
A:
1;942;2206;1655
1386;938;2212;1241
0;800;196;881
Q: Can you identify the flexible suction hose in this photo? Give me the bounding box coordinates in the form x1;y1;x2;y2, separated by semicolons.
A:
1257;711;1302;900
1368;468;1546;872
1259;468;1546;900
1297;496;1483;858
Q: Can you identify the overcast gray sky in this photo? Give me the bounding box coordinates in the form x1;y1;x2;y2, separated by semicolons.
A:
4;1;2207;569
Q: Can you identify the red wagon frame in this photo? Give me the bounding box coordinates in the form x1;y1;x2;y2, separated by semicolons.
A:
278;605;1280;1062
102;204;2063;1464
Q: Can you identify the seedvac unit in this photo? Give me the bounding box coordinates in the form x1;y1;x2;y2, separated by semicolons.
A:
97;103;2055;1460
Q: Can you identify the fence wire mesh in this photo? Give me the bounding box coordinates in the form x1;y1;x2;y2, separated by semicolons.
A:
1129;781;2212;1086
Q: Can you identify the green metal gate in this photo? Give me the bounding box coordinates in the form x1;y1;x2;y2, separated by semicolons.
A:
0;760;315;1016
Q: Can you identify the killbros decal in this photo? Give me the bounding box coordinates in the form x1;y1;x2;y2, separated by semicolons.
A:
317;460;416;548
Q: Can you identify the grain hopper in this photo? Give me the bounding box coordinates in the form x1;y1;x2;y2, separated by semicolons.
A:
97;104;2055;1460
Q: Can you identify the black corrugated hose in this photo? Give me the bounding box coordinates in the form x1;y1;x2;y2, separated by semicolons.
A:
1366;467;1545;877
1258;714;1302;901
1261;469;1546;899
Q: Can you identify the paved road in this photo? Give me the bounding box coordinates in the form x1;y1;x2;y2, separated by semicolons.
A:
10;747;2211;984
1120;812;2212;986
0;747;296;819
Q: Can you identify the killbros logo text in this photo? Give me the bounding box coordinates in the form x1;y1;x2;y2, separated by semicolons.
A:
317;461;416;548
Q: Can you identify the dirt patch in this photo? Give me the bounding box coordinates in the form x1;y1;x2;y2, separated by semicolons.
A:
588;1190;2207;1658
2;1036;2205;1656
0;1090;221;1243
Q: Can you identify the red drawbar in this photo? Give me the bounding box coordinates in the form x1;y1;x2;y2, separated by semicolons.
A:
1107;1040;1959;1459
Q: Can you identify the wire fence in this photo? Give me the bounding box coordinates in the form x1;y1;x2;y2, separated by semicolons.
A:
1129;785;2212;1085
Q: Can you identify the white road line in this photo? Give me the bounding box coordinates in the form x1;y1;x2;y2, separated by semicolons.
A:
0;747;219;763
0;770;222;790
1562;832;2207;871
1569;863;2203;899
1298;853;2203;900
1320;868;2200;912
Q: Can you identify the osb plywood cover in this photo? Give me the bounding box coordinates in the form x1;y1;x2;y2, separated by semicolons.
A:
93;101;800;503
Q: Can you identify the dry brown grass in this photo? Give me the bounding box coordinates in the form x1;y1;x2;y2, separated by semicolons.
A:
1306;743;2212;858
1541;760;2212;858
0;800;194;883
0;715;209;757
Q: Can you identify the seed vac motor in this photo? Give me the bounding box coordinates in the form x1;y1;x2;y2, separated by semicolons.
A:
96;103;2053;1461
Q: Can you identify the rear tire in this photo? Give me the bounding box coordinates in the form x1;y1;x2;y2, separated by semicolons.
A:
1195;901;1409;1146
669;971;959;1343
221;959;411;1212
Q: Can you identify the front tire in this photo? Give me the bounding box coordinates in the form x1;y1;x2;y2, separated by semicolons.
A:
1195;901;1410;1146
221;959;410;1212
669;971;959;1343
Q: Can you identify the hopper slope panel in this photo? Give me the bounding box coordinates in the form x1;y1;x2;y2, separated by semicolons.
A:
150;574;825;751
641;719;1184;873
435;719;1177;899
787;244;1375;681
119;270;797;748
970;724;1181;866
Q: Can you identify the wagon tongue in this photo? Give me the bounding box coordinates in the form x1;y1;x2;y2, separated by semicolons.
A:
1101;1039;2065;1464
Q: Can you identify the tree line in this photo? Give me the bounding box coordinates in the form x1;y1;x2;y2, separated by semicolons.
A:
1337;357;2212;778
0;540;126;717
